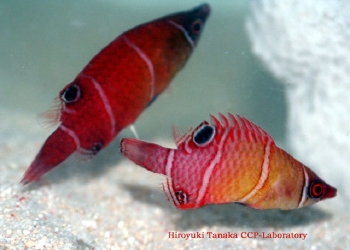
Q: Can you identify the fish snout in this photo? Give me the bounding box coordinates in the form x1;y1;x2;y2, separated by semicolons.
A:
322;183;337;200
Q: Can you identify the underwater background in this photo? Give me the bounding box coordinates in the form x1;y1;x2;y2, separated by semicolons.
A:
1;0;349;249
0;0;285;142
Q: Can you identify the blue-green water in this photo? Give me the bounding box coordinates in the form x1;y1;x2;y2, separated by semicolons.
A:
0;0;285;143
1;1;349;249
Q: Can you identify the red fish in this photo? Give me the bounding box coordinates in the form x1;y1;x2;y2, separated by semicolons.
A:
120;114;337;210
21;4;211;184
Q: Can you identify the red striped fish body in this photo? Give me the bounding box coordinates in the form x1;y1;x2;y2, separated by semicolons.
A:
120;114;337;210
21;4;211;184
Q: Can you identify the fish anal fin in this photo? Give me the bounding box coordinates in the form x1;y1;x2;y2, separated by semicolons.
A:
75;147;96;161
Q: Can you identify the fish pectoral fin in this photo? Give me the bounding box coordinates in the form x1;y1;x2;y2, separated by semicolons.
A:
38;97;62;130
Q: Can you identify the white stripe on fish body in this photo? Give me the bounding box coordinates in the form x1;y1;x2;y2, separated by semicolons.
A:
298;166;309;208
195;126;230;206
120;113;336;210
59;124;94;156
167;20;195;49
196;114;275;205
122;36;155;101
60;124;81;149
164;149;179;206
81;74;116;138
237;138;273;203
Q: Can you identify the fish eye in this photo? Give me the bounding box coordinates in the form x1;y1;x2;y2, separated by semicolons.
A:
308;180;324;199
61;84;80;103
193;124;215;147
192;19;202;35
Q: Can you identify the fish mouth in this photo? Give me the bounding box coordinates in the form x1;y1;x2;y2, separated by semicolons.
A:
322;184;337;200
197;3;211;16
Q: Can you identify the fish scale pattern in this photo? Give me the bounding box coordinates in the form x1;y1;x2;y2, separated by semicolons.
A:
247;0;350;207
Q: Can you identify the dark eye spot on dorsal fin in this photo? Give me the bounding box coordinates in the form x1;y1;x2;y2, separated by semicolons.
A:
193;124;215;147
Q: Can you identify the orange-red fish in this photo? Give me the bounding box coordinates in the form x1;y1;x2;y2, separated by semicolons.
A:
120;114;337;210
21;4;211;184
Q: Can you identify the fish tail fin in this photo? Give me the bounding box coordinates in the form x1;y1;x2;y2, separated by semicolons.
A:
120;138;169;175
21;126;77;184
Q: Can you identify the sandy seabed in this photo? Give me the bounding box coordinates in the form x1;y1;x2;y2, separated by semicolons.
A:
1;108;349;250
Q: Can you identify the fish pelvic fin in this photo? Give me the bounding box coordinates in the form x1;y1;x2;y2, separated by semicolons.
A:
162;178;197;209
128;124;140;139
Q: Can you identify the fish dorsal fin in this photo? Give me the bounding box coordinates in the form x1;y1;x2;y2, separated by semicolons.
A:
210;114;222;127
210;113;274;144
172;125;194;147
